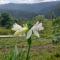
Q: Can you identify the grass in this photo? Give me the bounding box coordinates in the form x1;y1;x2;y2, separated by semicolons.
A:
0;37;60;60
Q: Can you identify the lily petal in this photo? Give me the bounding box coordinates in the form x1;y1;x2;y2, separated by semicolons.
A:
12;23;23;31
33;30;40;38
37;23;44;31
14;30;21;36
31;21;39;31
26;29;32;39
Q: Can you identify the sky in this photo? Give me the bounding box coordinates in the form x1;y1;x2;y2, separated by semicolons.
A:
0;0;58;4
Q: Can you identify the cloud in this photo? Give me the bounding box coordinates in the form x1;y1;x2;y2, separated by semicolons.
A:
10;0;56;3
0;0;10;4
0;0;57;4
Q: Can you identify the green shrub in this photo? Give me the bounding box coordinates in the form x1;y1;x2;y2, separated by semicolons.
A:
52;36;60;44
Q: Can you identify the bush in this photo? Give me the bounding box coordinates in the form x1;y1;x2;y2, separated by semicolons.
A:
52;36;60;44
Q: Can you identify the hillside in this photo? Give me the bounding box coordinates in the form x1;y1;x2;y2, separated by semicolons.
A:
0;1;60;18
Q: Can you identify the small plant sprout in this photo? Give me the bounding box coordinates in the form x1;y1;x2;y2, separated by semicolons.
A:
12;23;28;36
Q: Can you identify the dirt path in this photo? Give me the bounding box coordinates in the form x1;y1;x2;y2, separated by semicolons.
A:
0;44;57;52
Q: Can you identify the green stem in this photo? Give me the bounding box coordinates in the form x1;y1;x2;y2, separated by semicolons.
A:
26;37;31;60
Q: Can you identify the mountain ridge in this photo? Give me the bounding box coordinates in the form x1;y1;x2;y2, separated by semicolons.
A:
0;1;60;18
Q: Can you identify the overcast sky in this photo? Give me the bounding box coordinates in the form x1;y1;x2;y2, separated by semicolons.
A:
0;0;58;4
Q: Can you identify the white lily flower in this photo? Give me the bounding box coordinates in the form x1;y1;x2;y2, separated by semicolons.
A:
12;23;23;31
12;23;28;36
26;21;44;39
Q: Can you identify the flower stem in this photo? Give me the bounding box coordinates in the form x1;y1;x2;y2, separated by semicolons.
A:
26;37;31;60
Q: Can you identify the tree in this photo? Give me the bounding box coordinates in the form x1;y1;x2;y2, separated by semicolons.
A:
0;13;15;28
53;17;60;35
33;15;45;22
41;20;53;38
